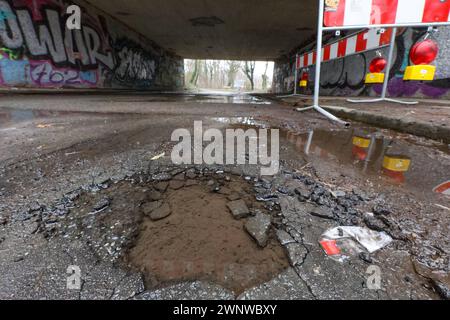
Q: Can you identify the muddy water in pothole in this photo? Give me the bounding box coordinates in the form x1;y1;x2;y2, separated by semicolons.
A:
127;178;288;294
67;172;289;295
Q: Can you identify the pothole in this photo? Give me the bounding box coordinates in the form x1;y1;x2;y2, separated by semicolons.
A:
60;167;290;295
126;171;289;294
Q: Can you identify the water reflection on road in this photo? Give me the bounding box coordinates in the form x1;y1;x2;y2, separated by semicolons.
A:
282;127;450;199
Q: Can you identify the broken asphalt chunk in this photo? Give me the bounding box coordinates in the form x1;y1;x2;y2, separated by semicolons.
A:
245;212;272;247
226;200;250;219
359;252;373;264
169;180;185;190
154;182;169;192
309;206;335;220
185;179;198;187
285;243;308;267
363;213;388;232
431;279;450;300
172;173;185;181
276;229;296;246
152;173;172;182
294;186;311;201
142;201;163;216
373;204;392;216
149;203;172;221
93;198;110;211
256;193;278;202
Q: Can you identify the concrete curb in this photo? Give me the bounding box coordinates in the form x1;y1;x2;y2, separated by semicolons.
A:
322;105;450;144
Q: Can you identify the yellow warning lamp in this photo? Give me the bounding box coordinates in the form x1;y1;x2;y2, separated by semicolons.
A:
404;39;438;81
352;136;371;161
365;56;387;84
352;136;371;149
383;155;411;172
299;71;308;87
382;154;411;184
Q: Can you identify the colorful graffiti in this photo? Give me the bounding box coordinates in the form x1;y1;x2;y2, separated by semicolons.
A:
0;0;182;89
30;61;97;86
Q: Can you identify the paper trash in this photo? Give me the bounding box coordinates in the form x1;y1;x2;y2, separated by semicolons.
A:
320;226;393;261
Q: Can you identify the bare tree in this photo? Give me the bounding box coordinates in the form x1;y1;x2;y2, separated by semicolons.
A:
242;61;256;91
202;60;209;86
261;62;269;91
189;60;201;86
212;60;221;88
206;60;214;86
226;61;241;88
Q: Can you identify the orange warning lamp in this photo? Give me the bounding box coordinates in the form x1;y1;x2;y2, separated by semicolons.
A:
299;71;309;87
404;39;438;81
382;168;406;184
365;57;387;84
352;146;368;161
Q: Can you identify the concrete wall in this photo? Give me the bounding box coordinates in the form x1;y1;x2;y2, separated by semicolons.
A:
274;27;450;99
0;0;184;90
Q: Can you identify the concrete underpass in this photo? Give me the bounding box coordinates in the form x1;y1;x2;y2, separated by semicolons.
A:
0;0;449;301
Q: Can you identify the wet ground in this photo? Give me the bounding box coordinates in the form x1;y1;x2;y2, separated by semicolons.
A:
0;92;448;300
263;94;450;143
125;174;288;294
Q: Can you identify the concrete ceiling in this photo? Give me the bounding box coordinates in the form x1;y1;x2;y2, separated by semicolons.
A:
85;0;318;60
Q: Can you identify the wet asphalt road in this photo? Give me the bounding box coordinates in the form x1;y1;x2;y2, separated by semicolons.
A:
0;92;448;300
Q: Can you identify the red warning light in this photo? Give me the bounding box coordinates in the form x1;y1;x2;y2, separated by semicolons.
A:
301;72;309;81
369;57;387;73
410;39;439;65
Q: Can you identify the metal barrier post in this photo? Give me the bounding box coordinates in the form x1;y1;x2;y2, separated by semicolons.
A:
297;0;349;126
277;54;310;98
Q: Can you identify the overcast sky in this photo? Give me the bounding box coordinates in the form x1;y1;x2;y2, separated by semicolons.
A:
253;61;274;78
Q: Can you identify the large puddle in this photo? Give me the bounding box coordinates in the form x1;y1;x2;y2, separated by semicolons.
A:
282;127;450;199
94;93;272;105
187;93;271;105
213;117;450;200
0;93;270;127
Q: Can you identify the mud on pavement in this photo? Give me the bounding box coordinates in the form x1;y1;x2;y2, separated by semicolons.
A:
0;93;449;300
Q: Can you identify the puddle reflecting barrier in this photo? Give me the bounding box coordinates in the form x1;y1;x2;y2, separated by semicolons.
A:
282;128;449;196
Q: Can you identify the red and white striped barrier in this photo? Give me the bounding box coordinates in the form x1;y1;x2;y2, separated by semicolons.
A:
434;180;450;196
297;28;392;69
324;0;450;27
295;0;450;124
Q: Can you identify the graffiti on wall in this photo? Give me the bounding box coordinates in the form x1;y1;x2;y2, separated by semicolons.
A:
276;28;450;99
112;39;157;87
273;59;294;93
0;0;180;89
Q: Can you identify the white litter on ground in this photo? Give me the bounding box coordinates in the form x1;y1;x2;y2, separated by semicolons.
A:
322;226;393;254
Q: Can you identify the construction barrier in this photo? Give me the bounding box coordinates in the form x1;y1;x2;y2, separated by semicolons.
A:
297;28;392;68
324;0;450;28
296;0;450;124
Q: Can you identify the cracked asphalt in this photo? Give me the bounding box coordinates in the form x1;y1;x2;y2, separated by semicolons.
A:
0;92;448;300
